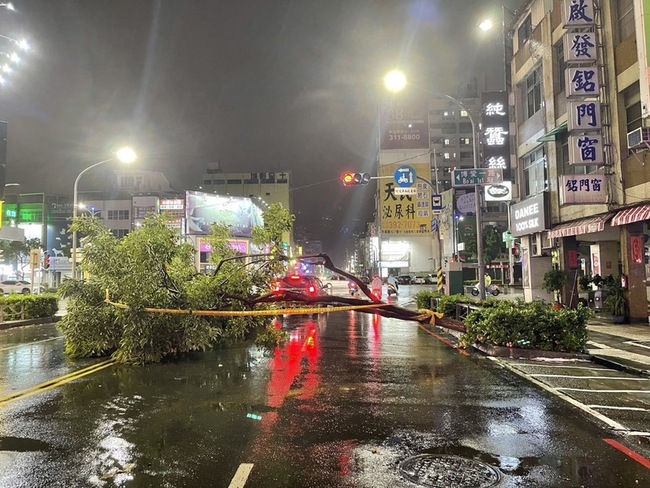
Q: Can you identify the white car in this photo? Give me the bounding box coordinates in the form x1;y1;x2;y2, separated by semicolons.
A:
0;280;34;295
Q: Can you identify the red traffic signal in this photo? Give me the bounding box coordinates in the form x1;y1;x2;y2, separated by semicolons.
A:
341;172;371;186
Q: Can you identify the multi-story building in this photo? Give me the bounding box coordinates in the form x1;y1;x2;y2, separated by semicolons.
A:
377;82;509;278
508;0;650;320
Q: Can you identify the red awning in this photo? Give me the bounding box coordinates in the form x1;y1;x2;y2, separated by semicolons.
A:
548;213;614;239
611;204;650;226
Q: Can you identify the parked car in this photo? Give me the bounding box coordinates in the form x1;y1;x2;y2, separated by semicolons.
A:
412;275;436;285
0;280;34;295
396;275;413;285
272;274;329;297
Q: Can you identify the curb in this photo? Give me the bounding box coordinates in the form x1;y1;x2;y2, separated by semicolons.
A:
590;354;650;377
0;316;61;331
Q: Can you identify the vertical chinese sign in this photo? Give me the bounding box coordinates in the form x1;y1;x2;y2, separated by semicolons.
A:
562;0;606;204
481;91;511;171
379;162;431;236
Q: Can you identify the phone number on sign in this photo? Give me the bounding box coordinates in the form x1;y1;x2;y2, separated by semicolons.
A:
388;133;421;141
382;221;427;230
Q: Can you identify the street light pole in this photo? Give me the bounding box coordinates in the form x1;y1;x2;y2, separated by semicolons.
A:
71;147;136;279
383;70;486;299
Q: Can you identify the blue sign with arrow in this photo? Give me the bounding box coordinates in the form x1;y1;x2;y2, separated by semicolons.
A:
394;165;417;188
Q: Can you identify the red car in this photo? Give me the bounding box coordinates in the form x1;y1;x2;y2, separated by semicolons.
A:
272;275;330;297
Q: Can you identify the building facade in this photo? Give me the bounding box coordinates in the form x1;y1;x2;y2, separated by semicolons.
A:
508;0;650;319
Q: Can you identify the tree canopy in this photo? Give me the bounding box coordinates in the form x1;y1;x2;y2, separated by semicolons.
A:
58;203;294;364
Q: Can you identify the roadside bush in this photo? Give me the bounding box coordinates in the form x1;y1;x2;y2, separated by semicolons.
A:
460;300;592;353
0;294;58;321
416;290;441;309
437;294;476;318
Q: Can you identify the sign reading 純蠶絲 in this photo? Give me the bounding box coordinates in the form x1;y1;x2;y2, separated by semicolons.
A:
481;91;510;171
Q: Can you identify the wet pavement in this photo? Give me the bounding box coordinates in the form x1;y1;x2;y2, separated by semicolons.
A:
2;301;650;486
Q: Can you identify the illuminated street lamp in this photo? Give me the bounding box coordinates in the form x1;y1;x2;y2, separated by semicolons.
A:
71;147;137;278
0;3;15;11
383;69;487;299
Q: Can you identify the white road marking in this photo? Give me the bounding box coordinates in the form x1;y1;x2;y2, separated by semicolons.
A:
556;388;650;393
589;405;650;412
229;463;254;488
588;341;610;349
625;341;650;351
529;374;649;380
507;363;601;370
489;357;629;432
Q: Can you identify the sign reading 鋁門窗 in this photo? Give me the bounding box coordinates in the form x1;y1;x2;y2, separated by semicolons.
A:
561;175;607;204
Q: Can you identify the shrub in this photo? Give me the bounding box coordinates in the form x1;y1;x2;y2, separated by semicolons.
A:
416;290;441;309
437;294;476;318
0;294;58;321
460;300;592;353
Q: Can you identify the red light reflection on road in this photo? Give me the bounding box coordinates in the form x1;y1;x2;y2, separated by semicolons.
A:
266;319;321;408
347;311;357;359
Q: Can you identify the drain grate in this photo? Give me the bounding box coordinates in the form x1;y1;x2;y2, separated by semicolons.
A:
399;454;500;488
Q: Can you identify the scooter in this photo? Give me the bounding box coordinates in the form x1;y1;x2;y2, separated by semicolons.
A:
471;283;500;296
387;283;398;297
348;281;359;297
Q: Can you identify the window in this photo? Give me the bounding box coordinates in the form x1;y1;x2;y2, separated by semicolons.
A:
203;179;212;185
227;179;242;184
554;42;566;94
460;151;473;160
111;229;129;239
518;15;532;49
119;176;134;188
108;210;130;220
559;132;586;176
460;110;468;117
444;152;451;160
522;147;547;196
525;67;542;119
444;138;451;146
460;137;471;145
624;83;642;135
459;122;472;133
617;0;635;43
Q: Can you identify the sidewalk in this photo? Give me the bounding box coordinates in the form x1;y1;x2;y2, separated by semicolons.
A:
587;316;650;376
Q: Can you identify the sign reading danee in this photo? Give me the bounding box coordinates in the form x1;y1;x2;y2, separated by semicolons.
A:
481;91;510;170
510;193;547;237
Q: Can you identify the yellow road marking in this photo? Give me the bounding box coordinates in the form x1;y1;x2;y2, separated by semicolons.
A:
0;359;116;407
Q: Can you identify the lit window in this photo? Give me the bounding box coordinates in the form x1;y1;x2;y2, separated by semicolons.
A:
460;110;468;117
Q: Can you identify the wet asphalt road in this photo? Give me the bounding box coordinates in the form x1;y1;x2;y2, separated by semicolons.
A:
1;289;650;487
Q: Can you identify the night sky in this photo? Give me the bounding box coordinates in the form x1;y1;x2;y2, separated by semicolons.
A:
0;0;523;262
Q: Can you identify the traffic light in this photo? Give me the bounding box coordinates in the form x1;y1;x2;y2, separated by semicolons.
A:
43;253;51;270
341;172;371;186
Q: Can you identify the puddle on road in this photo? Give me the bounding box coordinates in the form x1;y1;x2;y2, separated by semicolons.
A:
0;436;52;452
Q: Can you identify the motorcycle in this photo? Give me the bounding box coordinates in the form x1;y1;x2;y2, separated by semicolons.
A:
387;283;398;297
348;281;359;297
471;283;500;297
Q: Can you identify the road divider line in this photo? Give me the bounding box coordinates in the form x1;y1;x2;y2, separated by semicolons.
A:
0;359;116;407
229;463;254;488
604;439;650;469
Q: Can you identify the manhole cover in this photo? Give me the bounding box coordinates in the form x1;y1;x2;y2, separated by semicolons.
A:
399;454;500;488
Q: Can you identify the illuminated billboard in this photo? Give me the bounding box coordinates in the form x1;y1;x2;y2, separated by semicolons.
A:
185;191;264;237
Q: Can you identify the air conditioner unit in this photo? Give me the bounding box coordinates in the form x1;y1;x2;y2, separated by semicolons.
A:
540;232;554;250
627;127;650;149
